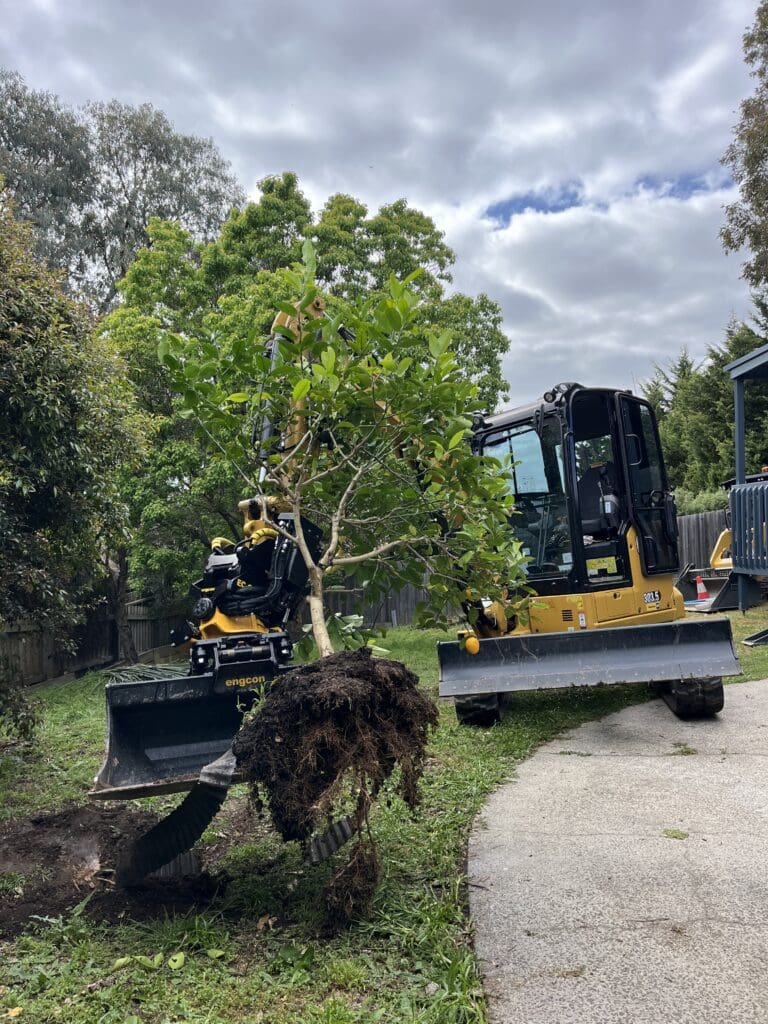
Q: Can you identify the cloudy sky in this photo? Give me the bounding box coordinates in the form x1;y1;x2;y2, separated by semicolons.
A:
0;0;758;407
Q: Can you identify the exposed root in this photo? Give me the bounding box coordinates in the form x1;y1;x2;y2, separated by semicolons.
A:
322;836;381;930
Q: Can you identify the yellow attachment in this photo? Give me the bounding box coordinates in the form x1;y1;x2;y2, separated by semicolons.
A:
210;536;236;553
709;529;732;570
270;295;326;340
238;496;285;524
478;600;508;637
198;607;270;640
243;525;279;546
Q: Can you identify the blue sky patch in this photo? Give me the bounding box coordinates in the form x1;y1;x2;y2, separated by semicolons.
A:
484;183;582;225
634;172;730;199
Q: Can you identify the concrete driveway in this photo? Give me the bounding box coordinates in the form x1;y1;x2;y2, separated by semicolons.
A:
470;679;768;1024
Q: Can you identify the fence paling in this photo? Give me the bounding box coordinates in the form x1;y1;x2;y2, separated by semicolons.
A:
676;509;727;570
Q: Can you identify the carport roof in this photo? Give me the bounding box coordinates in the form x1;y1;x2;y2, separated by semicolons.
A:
726;342;768;381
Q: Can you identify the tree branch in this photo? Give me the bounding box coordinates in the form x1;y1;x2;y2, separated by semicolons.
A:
333;535;432;566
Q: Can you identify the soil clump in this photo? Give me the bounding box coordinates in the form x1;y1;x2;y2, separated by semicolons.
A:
233;648;438;845
233;648;438;926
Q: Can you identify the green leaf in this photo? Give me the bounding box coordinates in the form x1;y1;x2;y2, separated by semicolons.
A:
206;949;227;959
320;348;336;373
167;952;186;970
662;828;689;840
113;956;133;969
428;330;452;359
292;379;311;402
402;267;424;286
301;238;317;276
134;954;160;970
448;430;466;450
226;392;249;404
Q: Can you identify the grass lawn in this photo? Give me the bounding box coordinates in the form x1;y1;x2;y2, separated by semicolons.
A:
1;612;766;1024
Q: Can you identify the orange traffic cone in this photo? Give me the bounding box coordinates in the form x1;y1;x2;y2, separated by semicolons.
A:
695;575;710;600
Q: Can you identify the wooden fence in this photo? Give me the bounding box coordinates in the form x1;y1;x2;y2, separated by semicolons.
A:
0;511;733;687
325;582;431;628
676;509;728;569
1;599;180;687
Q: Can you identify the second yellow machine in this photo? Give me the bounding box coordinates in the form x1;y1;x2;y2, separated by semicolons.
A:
438;383;741;724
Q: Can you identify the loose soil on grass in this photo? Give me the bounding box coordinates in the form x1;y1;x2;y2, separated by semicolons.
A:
0;650;439;936
0;804;222;937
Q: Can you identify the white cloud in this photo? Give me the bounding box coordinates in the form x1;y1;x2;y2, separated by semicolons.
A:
0;0;757;409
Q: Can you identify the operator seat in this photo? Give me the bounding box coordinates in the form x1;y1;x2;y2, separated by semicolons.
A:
578;461;618;537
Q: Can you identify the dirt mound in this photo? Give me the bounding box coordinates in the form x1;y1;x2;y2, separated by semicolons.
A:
0;804;221;937
232;648;438;844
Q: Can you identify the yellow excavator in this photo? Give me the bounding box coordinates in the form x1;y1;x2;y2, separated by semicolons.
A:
92;362;741;878
438;382;741;724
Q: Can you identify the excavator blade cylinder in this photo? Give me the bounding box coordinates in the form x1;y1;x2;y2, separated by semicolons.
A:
438;618;740;698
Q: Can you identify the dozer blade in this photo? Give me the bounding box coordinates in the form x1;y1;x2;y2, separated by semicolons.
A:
438;618;740;698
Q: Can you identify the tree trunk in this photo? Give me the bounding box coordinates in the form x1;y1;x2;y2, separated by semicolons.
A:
107;546;139;664
307;568;334;657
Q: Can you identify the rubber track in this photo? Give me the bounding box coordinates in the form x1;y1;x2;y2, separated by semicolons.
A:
306;814;357;866
660;677;725;719
117;750;236;887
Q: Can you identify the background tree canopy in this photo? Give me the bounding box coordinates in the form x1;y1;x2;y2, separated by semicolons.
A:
0;70;245;312
642;304;768;512
1;68;512;622
722;0;768;289
0;190;144;637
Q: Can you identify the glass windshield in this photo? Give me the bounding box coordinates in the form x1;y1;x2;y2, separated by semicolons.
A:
484;419;572;578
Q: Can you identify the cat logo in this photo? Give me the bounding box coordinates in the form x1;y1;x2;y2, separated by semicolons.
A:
225;675;267;688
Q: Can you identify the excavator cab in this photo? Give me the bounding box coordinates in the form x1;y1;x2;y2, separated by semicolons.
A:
439;384;740;724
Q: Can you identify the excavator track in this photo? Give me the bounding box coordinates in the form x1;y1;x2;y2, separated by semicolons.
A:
306;815;358;866
454;693;501;727
116;749;236;887
658;677;724;719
